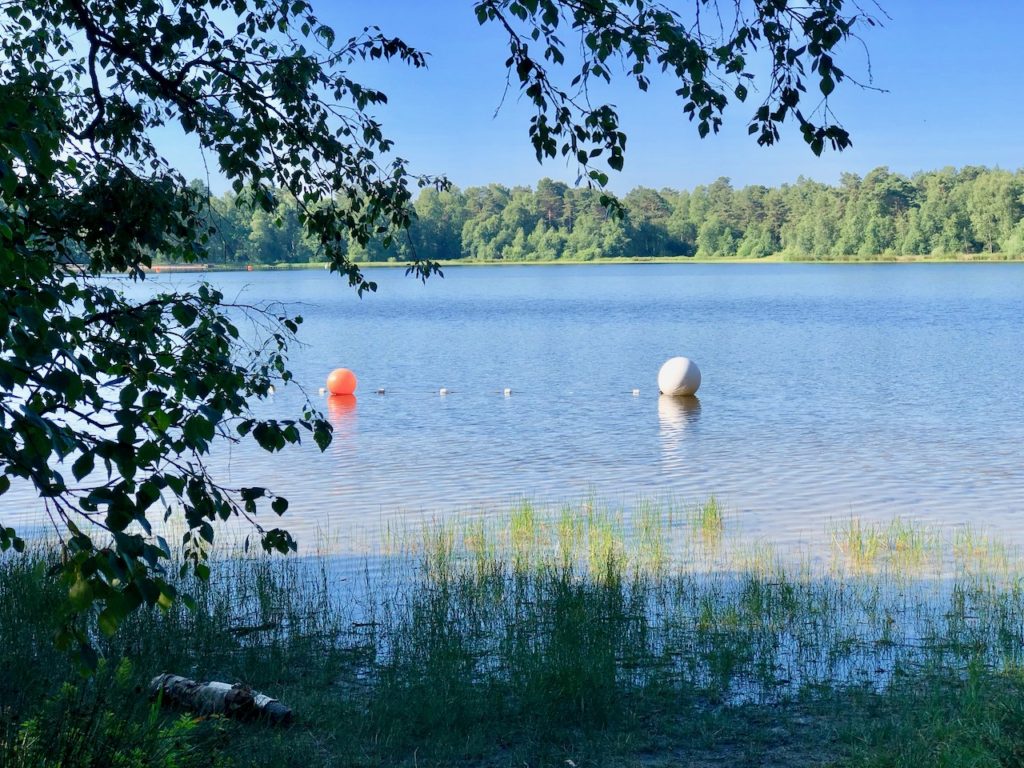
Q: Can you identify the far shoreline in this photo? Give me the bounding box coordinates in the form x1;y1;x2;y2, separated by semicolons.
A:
147;253;1024;273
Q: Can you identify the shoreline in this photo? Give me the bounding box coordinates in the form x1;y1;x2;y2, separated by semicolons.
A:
145;253;1024;273
4;503;1024;767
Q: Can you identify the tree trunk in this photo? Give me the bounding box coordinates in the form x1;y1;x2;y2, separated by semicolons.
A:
150;673;293;725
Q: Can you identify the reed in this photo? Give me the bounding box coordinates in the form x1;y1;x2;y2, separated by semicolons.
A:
4;498;1024;767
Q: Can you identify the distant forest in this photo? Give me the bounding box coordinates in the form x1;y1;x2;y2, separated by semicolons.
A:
186;166;1024;264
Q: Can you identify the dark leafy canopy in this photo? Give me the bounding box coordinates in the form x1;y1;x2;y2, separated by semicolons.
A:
0;0;872;659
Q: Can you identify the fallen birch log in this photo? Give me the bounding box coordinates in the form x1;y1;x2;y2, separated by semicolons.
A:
150;673;293;725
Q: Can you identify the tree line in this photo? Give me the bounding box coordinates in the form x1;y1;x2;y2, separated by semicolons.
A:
186;166;1024;265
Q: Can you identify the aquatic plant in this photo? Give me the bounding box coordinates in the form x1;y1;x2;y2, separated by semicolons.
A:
5;498;1024;766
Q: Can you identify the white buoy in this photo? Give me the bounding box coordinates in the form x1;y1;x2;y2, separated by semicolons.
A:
658;357;701;396
267;385;275;395
439;388;449;396
318;387;326;396
503;388;512;397
632;388;640;397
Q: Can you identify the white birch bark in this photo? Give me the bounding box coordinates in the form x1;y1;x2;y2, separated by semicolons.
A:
150;673;292;725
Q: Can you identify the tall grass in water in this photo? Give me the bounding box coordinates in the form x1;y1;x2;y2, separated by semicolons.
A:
830;516;943;575
5;501;1024;767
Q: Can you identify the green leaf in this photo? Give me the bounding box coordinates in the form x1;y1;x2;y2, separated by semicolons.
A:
68;576;94;611
240;486;266;501
71;452;94;481
119;383;139;408
171;304;199;328
98;608;120;637
313;422;332;452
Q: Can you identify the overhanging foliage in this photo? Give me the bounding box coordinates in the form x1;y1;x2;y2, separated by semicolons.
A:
0;0;876;662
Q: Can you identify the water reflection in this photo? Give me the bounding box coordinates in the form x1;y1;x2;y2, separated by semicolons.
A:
657;394;701;429
658;394;701;460
8;265;1024;553
326;395;357;434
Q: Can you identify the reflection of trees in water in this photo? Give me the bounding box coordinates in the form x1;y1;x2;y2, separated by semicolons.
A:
658;395;701;457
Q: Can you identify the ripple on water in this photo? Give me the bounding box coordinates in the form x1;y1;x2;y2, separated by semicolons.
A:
3;263;1024;553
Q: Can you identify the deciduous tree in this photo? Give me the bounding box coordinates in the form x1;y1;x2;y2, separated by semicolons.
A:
0;0;878;658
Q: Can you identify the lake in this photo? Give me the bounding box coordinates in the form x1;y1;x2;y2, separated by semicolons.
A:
4;263;1024;553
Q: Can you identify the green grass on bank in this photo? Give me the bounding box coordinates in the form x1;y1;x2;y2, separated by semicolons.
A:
5;499;1024;767
146;252;1024;273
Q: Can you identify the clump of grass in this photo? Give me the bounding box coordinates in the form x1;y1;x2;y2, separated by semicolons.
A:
830;517;941;575
420;520;457;582
634;498;669;575
509;498;539;570
689;494;726;549
953;524;1015;576
556;503;583;570
3;659;211;768
886;518;941;572
832;517;884;572
842;661;1024;768
583;506;624;581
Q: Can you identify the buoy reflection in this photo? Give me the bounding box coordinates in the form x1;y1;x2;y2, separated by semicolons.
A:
326;394;357;430
658;394;701;461
657;394;701;429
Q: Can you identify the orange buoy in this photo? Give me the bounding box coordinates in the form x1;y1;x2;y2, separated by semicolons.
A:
326;368;357;396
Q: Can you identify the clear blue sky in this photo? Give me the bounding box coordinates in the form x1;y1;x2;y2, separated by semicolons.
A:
170;1;1024;193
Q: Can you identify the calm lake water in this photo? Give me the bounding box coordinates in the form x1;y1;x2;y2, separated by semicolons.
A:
5;263;1024;551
